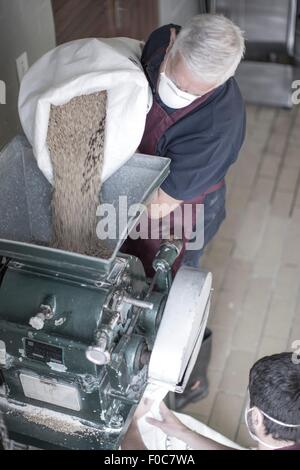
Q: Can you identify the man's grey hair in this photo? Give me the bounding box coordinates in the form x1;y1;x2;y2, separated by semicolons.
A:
171;14;245;85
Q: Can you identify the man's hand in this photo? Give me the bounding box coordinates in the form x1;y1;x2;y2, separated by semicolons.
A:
146;402;188;439
147;188;182;219
146;402;235;450
121;397;155;450
133;397;155;421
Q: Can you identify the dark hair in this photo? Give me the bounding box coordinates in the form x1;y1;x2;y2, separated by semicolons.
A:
249;353;300;443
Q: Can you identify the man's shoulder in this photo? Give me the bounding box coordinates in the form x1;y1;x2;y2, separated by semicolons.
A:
216;78;245;112
228;77;245;108
211;78;246;132
181;78;245;136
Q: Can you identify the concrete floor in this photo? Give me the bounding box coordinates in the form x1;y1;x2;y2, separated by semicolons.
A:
182;103;300;448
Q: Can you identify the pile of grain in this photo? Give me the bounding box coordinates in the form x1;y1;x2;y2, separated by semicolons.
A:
47;91;111;259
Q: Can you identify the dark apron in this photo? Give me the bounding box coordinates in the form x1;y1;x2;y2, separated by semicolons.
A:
122;64;224;277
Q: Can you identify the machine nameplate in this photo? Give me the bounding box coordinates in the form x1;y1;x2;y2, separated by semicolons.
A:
24;339;63;365
19;373;81;411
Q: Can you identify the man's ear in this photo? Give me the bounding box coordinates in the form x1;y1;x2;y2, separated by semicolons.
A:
251;407;265;432
160;28;177;72
165;27;177;55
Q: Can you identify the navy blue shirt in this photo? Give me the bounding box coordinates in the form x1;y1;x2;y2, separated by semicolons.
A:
141;25;246;200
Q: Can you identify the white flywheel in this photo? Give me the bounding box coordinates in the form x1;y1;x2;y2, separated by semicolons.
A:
148;266;212;392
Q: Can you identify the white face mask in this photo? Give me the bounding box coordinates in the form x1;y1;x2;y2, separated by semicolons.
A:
244;394;300;450
158;54;200;109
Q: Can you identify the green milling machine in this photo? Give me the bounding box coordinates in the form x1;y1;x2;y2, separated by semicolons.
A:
0;136;212;450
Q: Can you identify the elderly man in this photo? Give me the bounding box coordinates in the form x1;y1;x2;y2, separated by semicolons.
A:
123;14;246;409
122;353;300;451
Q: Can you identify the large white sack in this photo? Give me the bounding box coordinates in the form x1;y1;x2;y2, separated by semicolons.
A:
18;37;151;185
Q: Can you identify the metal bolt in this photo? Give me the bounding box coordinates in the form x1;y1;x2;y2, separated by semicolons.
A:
86;346;111;365
122;296;154;310
109;414;124;428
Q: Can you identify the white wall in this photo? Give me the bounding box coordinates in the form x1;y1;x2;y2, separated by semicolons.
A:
159;0;201;27
0;0;56;148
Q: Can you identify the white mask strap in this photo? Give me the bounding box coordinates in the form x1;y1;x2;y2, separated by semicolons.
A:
260;409;300;428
